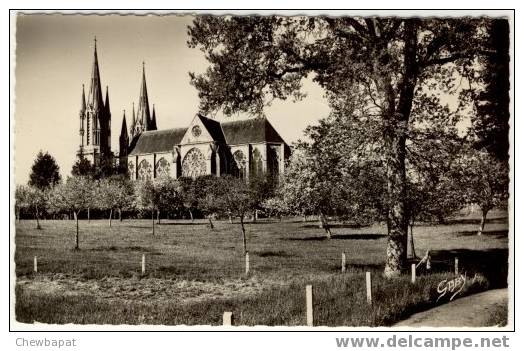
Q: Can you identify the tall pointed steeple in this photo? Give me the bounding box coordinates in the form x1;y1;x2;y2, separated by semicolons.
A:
104;86;110;113
120;110;128;137
130;102;137;137
87;37;104;111
136;61;151;130
80;84;86;113
150;104;157;130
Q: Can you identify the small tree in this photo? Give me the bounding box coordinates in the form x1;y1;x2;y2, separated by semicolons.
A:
155;177;183;223
208;176;253;254
262;196;288;222
49;176;94;249
454;148;509;235
29;151;61;190
15;185;47;229
15;185;29;223
178;176;199;222
94;177;134;227
135;180;159;235
71;151;95;178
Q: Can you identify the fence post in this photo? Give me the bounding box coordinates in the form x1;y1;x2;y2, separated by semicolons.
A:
411;263;416;284
223;311;233;326
142;254;146;275
306;285;313;326
455;257;459;275
366;272;372;304
245;252;250;275
33;256;38;273
341;252;346;273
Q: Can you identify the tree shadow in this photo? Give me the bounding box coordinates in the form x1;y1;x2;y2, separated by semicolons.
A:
455;230;508;239
283;233;386;241
424;248;509;288
444;217;508;226
301;223;371;229
157;222;208;226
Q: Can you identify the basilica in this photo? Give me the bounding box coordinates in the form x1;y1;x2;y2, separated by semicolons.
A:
77;40;290;181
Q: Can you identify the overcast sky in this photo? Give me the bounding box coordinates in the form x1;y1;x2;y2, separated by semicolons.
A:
14;14;331;185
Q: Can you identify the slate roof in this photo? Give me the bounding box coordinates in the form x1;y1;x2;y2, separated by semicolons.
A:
221;118;285;145
128;116;286;156
129;128;186;155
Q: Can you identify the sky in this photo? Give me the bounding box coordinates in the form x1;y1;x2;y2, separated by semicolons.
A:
13;14;331;185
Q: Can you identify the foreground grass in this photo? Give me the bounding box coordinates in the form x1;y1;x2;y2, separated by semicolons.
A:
14;210;508;326
16;271;489;326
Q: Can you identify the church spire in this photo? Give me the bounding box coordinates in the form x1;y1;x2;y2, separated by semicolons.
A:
136;61;151;130
130;102;137;137
87;37;104;111
80;84;86;113
120;110;128;137
150;104;157;130
104;85;110;112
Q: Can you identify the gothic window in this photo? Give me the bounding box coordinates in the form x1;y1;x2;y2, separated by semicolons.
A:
233;150;247;179
128;160;135;178
137;159;152;181
155;157;170;178
182;148;206;178
251;148;263;177
268;146;280;176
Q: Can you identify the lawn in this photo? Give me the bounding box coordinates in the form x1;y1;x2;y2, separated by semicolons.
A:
14;209;509;326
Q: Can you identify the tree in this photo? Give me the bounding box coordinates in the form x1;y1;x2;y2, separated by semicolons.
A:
49;176;94;249
95;176;134;227
29;151;61;190
15;185;47;229
134;180;159;235
71;151;95;178
248;173;277;222
453;147;509;235
469;19;510;161
154;177;183;223
261;196;288;221
188;16;498;276
207;176;253;254
15;185;29;222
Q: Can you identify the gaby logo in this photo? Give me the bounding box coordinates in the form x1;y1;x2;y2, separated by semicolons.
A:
437;275;466;302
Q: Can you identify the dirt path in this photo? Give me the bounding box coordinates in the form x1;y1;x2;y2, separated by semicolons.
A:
395;289;508;327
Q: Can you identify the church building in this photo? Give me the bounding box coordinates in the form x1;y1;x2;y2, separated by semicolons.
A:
78;40;290;180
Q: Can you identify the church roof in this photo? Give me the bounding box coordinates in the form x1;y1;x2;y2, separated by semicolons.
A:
197;115;226;143
127;117;286;156
129;128;186;155
221;118;285;145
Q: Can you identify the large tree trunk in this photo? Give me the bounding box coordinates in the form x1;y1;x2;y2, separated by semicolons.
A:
477;208;490;235
189;210;194;222
109;208;113;227
240;215;247;254
319;211;332;239
383;20;417;278
157;209;161;224
74;211;79;250
119;208;123;222
87;207;90;223
208;216;214;230
229;214;233;224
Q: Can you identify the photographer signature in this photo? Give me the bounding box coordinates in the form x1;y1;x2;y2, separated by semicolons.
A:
437;275;466;302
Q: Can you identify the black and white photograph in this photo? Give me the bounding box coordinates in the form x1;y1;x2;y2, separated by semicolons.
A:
10;9;513;334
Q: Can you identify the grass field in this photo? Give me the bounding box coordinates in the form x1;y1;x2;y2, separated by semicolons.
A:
14;209;509;326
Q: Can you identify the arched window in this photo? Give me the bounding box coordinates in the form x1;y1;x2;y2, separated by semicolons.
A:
267;146;280;176
182;148;206;178
251;148;263;177
137;159;152;181
155;157;170;178
233;150;247;179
